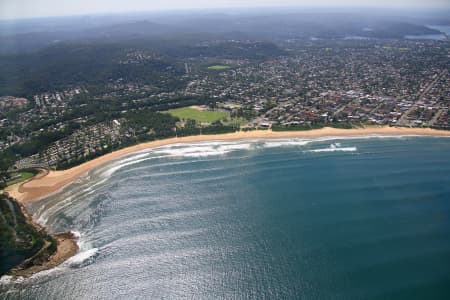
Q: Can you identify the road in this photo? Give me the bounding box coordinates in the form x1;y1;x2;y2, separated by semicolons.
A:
396;70;447;127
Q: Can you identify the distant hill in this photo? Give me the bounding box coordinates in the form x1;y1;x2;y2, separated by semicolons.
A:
0;10;446;54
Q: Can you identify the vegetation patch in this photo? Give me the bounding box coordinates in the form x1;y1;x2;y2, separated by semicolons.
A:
207;65;231;70
6;172;35;186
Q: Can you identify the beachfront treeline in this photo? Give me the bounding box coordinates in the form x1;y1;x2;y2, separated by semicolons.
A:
55;110;239;170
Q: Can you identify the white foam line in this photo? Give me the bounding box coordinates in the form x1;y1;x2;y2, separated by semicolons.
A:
98;135;442;169
308;134;441;142
152;143;253;158
97;134;436;174
65;248;98;266
306;147;358;153
29;266;65;279
0;275;16;285
99;155;169;178
262;139;312;148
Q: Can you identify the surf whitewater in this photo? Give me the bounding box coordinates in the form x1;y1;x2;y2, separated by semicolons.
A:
2;136;450;299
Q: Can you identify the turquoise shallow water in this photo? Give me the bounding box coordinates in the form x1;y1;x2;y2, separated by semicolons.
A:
1;136;450;299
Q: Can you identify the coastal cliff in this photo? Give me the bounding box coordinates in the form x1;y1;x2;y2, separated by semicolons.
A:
0;194;77;277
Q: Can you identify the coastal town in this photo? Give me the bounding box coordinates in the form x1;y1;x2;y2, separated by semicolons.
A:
2;4;450;296
1;39;449;169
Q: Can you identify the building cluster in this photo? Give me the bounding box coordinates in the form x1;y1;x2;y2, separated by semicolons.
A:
0;87;90;151
97;81;156;100
14;86;90;132
15;119;127;169
118;50;160;65
2;39;449;169
0;96;28;112
33;87;88;115
184;41;449;128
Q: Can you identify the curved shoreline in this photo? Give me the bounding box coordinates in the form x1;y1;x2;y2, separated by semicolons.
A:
2;126;450;278
6;126;450;204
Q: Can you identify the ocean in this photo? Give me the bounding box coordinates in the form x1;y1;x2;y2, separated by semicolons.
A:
1;136;450;299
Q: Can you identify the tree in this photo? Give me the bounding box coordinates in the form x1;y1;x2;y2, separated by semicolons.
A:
0;150;15;188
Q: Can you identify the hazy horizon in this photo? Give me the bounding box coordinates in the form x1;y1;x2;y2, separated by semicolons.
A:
1;0;450;21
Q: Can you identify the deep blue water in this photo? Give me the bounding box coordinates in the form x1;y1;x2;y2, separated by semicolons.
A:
1;136;450;299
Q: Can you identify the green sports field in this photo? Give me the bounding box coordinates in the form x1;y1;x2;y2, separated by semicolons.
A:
207;65;231;70
166;107;229;123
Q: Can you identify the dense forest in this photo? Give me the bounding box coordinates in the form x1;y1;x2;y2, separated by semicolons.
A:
0;39;287;97
0;43;183;97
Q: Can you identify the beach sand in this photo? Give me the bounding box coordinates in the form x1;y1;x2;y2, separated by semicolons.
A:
6;126;450;203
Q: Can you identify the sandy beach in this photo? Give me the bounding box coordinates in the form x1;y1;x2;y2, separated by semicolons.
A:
6;126;450;203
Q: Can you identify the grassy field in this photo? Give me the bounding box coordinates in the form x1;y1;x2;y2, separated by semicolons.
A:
166;107;229;123
207;65;231;70
6;172;35;186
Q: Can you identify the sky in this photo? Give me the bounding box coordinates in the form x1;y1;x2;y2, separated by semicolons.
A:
1;0;449;20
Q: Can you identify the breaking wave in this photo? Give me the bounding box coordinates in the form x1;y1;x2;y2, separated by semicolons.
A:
65;248;98;267
152;142;253;157
89;136;415;178
305;143;357;153
16;135;425;286
93;134;432;178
